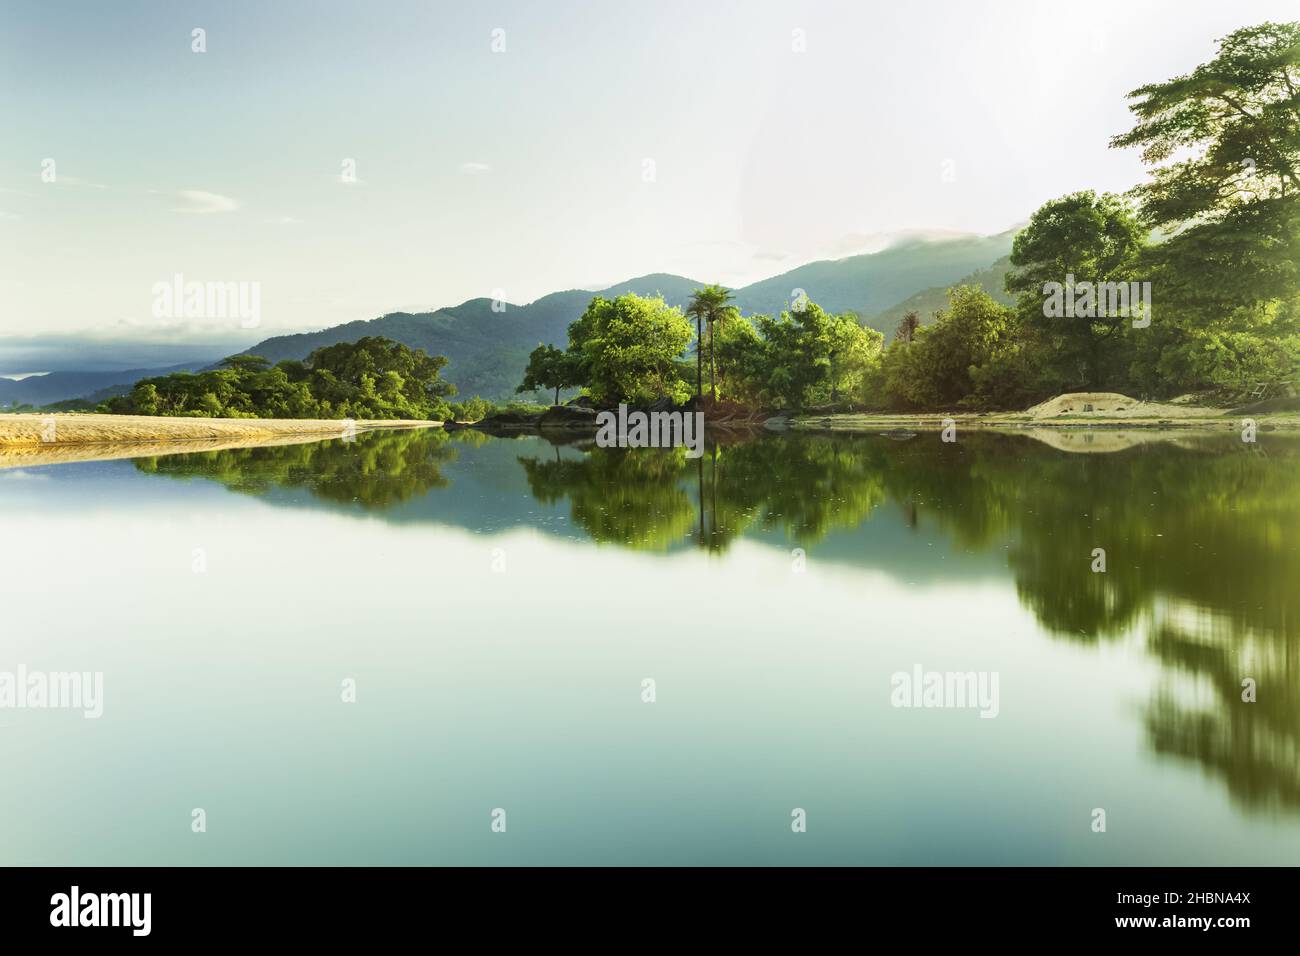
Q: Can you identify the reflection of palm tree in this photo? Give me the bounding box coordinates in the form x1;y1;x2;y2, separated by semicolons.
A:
710;443;719;540
687;285;735;402
696;451;704;544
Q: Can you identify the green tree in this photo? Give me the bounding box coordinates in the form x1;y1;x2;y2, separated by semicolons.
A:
449;396;496;422
1005;191;1147;389
827;311;884;404
750;301;882;409
881;287;1026;409
712;316;766;405
565;294;693;405
517;343;578;405
132;383;160;415
1111;22;1300;230
1110;21;1300;393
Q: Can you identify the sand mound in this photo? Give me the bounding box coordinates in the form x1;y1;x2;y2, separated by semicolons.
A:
1024;392;1217;420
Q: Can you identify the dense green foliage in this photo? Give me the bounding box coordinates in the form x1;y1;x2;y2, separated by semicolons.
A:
1005;191;1149;390
104;337;456;420
878;21;1300;408
448;395;498;422
879;286;1033;409
561;293;696;405
519;289;884;411
748;303;883;408
1108;21;1300;398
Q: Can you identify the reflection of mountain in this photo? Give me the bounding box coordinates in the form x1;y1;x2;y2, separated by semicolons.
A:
128;427;1300;813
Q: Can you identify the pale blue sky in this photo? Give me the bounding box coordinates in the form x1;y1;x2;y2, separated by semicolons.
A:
1;0;1295;342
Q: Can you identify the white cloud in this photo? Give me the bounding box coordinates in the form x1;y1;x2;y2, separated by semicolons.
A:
265;216;303;224
459;162;491;174
50;175;108;189
171;190;240;214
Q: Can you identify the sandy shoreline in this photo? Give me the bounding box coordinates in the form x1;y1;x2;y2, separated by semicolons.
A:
0;413;440;469
787;414;1300;432
785;391;1300;433
0;413;439;446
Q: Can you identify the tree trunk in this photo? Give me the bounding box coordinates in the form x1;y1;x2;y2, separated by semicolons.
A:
554;384;560;406
709;321;717;402
695;315;702;399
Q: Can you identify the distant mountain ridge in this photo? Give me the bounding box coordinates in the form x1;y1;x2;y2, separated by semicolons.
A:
867;255;1016;334
235;231;1016;399
4;230;1018;405
0;362;210;408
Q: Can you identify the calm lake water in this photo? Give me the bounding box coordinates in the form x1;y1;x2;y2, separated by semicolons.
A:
2;427;1298;865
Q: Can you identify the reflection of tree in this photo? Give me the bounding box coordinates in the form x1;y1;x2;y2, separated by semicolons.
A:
517;434;889;554
134;423;1300;812
706;436;886;548
520;447;698;551
1145;612;1300;813
912;434;1300;812
519;429;1300;814
1002;439;1300;643
135;428;457;509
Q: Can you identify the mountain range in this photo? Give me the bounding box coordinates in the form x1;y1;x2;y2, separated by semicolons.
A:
229;229;1017;400
0;362;213;409
1;230;1017;406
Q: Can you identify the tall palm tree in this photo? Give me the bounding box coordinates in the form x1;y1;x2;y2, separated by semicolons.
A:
687;285;735;402
685;297;708;400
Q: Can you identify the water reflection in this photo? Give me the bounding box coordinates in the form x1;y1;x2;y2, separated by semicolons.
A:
136;427;458;508
134;426;1300;813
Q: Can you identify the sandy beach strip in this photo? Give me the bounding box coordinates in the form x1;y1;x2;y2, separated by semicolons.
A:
0;413;439;468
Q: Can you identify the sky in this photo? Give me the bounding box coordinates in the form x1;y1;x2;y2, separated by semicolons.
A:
1;0;1297;350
